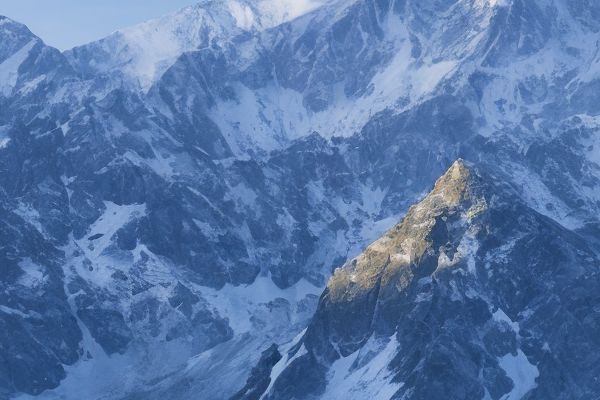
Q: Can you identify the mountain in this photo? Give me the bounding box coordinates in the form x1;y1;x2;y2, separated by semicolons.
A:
0;0;600;398
253;160;600;399
65;0;330;91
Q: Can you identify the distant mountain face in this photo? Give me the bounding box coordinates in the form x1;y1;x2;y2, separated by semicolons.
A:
64;0;331;91
1;0;600;399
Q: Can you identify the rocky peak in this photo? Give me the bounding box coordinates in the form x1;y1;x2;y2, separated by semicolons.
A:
429;159;473;206
325;160;485;304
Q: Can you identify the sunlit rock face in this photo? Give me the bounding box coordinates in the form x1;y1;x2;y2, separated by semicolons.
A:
2;0;600;398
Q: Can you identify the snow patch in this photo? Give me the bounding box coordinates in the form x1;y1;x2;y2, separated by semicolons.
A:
321;334;403;400
498;350;539;400
228;2;257;30
67;201;146;288
253;0;328;27
17;258;47;288
79;201;146;259
0;39;35;96
197;276;322;334
14;202;44;234
260;329;308;400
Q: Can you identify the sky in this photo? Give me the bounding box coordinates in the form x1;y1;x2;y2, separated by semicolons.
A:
0;0;199;50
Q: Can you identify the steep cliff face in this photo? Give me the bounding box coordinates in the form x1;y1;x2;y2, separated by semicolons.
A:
257;161;600;400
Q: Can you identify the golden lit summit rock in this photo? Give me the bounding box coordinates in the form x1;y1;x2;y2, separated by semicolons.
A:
327;159;482;303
